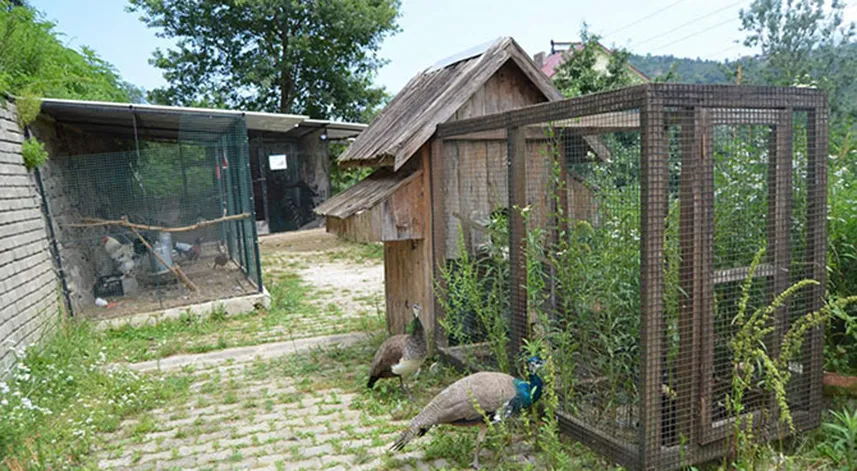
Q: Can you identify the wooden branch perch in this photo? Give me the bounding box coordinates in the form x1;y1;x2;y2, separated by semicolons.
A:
63;213;250;232
128;227;199;293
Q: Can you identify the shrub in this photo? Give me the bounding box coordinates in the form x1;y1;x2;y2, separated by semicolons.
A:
21;136;47;170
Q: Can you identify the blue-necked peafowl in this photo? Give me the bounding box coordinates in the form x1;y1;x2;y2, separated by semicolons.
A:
390;356;545;468
368;303;427;398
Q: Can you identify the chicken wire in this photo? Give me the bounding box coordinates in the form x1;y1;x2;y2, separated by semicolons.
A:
44;112;262;319
432;84;828;470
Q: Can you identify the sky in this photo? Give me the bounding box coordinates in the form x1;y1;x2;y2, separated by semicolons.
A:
28;0;857;98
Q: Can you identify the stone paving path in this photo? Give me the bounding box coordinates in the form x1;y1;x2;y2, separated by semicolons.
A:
92;230;538;470
96;337;459;471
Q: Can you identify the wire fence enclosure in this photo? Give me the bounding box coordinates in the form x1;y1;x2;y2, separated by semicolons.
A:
431;84;828;470
43;112;262;319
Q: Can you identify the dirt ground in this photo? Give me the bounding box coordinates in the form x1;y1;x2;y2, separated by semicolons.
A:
79;252;258;320
262;228;385;321
259;227;349;252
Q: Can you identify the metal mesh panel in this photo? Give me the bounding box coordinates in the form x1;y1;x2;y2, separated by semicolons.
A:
46;113;261;319
433;85;828;470
434;133;513;373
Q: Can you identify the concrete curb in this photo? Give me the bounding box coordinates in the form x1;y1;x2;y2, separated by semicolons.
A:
95;288;271;331
129;331;373;372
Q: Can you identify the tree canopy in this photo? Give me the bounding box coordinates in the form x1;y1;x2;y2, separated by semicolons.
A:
739;0;857;121
127;0;401;121
552;26;633;97
0;0;141;122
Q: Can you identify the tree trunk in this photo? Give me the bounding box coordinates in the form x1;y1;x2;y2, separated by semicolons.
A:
278;4;295;114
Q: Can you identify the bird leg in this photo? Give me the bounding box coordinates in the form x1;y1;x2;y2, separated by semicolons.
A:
399;376;413;400
471;424;487;469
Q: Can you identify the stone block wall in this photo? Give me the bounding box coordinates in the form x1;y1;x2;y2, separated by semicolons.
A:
30;118;121;312
0;101;60;374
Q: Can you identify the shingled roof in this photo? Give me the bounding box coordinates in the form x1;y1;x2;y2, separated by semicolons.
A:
338;37;563;171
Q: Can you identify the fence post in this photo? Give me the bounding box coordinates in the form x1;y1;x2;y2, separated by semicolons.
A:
805;97;828;429
639;87;667;470
508;126;528;363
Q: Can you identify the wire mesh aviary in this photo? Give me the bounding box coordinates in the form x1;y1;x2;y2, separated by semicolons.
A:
44;113;262;319
431;84;828;470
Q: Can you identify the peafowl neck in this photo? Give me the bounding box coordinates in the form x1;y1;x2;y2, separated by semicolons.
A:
409;317;425;343
528;373;543;404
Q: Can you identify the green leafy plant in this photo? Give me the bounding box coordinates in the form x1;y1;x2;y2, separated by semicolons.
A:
21;136;47;170
724;247;857;467
0;319;190;468
552;23;636;98
818;406;857;470
435;224;510;373
0;2;141;107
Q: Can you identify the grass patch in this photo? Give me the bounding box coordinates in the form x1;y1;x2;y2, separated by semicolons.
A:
0;320;191;469
97;272;367;363
323;242;384;264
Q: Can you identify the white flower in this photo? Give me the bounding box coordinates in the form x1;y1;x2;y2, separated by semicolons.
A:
1;399;7;406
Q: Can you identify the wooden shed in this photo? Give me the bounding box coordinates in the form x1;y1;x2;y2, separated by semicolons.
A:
315;37;608;340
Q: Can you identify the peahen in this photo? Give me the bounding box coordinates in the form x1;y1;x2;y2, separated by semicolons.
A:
367;303;427;397
390;356;545;469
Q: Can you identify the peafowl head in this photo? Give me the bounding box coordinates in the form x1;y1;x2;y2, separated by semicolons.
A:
521;356;546;405
526;356;545;375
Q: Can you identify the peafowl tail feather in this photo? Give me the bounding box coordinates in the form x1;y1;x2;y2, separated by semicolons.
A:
390;426;427;452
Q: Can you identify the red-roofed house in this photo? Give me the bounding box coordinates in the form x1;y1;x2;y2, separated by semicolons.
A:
534;40;650;82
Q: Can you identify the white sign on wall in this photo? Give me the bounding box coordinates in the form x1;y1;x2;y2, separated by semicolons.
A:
269;154;288;171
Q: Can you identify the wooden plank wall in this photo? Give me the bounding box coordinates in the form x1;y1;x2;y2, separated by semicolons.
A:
453;61;548;121
381;171;425;241
384;146;434;339
439;61;554;259
384;239;428;334
441;139;509;258
325;212;381;243
431;60;554;345
526;140;553;232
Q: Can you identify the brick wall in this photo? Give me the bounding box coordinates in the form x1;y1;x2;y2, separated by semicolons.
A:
0;101;60;374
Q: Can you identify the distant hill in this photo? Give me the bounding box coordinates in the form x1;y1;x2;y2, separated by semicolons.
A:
628;54;734;84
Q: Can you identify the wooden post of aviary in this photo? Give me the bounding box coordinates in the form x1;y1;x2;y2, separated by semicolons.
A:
639;88;666;470
676;107;702;446
430;138;448;352
508;126;528;361
806;98;828;427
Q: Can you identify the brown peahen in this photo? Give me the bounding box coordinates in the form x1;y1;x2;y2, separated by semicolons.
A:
390;356;545;469
367;303;427;397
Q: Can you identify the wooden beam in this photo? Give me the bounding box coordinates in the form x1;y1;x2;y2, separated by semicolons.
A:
639;90;667;469
436;85;646;138
508;126;528;360
806;104;828;427
676;107;699;447
698;109;715;443
430;138;448;350
653;84;824;110
767;109;793;367
712;263;775;284
420;144;435;351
